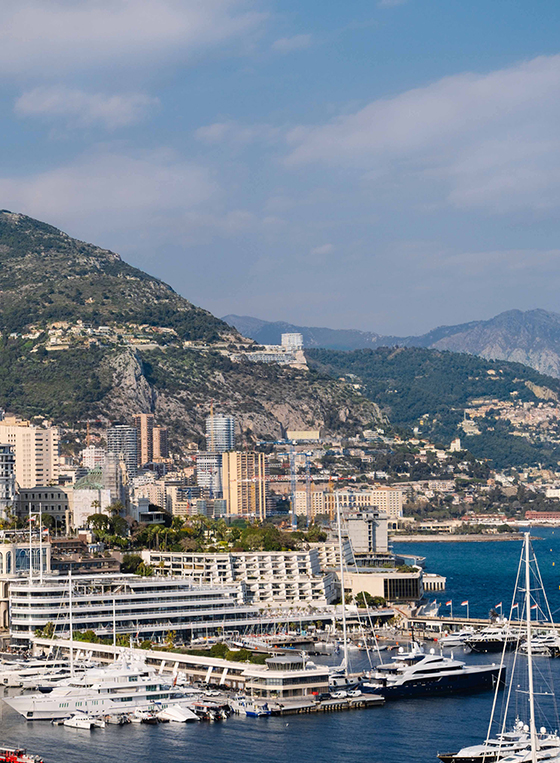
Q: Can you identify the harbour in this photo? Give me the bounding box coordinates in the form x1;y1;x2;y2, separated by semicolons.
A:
4;528;560;761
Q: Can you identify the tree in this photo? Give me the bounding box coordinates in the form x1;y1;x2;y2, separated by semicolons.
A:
121;554;143;574
165;630;176;648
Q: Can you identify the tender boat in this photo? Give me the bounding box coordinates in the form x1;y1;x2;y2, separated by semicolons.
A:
63;712;95;729
0;748;43;763
230;697;271;717
361;643;504;700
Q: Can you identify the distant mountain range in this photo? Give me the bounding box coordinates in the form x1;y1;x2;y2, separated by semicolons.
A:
223;310;560;378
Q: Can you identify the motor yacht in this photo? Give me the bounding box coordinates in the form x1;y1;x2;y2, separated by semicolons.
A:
464;627;519;653
361;643;504;699
3;653;196;721
438;719;560;762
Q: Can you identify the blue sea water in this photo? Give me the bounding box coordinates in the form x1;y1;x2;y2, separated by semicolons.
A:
3;527;560;763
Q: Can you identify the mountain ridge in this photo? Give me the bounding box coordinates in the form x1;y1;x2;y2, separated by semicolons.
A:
223;309;560;378
0;212;384;449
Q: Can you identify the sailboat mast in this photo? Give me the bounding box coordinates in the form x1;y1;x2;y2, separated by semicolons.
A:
69;568;74;677
524;532;538;761
336;493;349;678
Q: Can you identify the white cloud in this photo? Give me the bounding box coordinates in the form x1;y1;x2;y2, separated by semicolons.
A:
0;148;217;235
0;0;265;78
195;120;281;145
285;54;560;213
310;243;334;255
15;86;158;129
271;34;312;54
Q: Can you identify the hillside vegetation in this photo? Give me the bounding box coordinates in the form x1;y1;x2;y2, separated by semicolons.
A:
307;346;560;468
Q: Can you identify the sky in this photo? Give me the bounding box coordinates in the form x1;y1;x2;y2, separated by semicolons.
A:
2;0;560;335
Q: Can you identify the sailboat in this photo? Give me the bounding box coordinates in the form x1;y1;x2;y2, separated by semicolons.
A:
438;533;560;763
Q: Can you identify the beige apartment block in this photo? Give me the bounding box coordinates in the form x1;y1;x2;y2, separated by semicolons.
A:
0;419;59;489
221;451;268;520
133;413;154;466
325;487;404;520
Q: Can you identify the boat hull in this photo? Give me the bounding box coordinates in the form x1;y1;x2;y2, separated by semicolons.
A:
465;639;517;654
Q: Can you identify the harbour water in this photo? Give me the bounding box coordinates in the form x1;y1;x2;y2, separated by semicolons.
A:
3;527;560;763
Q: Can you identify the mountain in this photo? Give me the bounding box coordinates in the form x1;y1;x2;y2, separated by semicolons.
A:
307;346;560;469
222;314;385;351
223;309;560;378
0;212;383;449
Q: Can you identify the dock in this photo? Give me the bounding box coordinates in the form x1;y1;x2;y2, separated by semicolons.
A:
269;695;385;715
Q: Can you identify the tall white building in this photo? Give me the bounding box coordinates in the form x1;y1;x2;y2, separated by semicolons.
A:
281;333;304;350
196;453;222;496
106;425;137;479
0;444;15;518
205;414;235;453
0;418;59;489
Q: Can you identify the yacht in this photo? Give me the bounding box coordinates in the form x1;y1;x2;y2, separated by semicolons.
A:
3;653;198;721
520;632;560;657
438;720;560;762
464;627;519;653
438;628;475;649
361;643;504;699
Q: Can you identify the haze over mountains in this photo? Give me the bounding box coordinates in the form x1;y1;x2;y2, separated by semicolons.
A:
223;310;560;379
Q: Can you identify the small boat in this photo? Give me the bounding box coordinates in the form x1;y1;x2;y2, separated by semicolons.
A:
156;705;199;723
63;712;95;729
230;697;271;717
0;748;43;763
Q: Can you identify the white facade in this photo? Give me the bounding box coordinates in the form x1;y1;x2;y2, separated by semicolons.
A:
144;548;337;607
196;453;222;495
345;510;389;554
80;445;106;469
281;333;304;350
205;414;235;453
9;573;258;645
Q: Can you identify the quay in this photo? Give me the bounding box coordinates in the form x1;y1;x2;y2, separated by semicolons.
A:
404;614;560;635
268;695;385;715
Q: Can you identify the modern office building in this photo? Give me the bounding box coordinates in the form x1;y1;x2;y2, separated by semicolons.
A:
221;451;268;520
144;548;337;607
0;417;59;489
0;444;15;519
205;414;235;453
106;425;138;479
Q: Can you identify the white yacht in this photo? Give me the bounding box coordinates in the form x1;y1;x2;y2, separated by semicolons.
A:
438;628;475;649
3;654;198;721
438;720;560;763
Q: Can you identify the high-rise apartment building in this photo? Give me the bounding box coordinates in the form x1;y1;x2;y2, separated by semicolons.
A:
133;414;154;467
106;425;137;479
221;451;268;520
153;427;168;460
196;453;222;496
0;444;16;519
205;414;235;453
0;418;59;489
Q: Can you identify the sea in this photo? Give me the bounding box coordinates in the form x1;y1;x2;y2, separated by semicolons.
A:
2;527;560;763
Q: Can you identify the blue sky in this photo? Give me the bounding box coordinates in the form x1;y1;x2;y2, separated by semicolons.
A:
2;0;560;334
